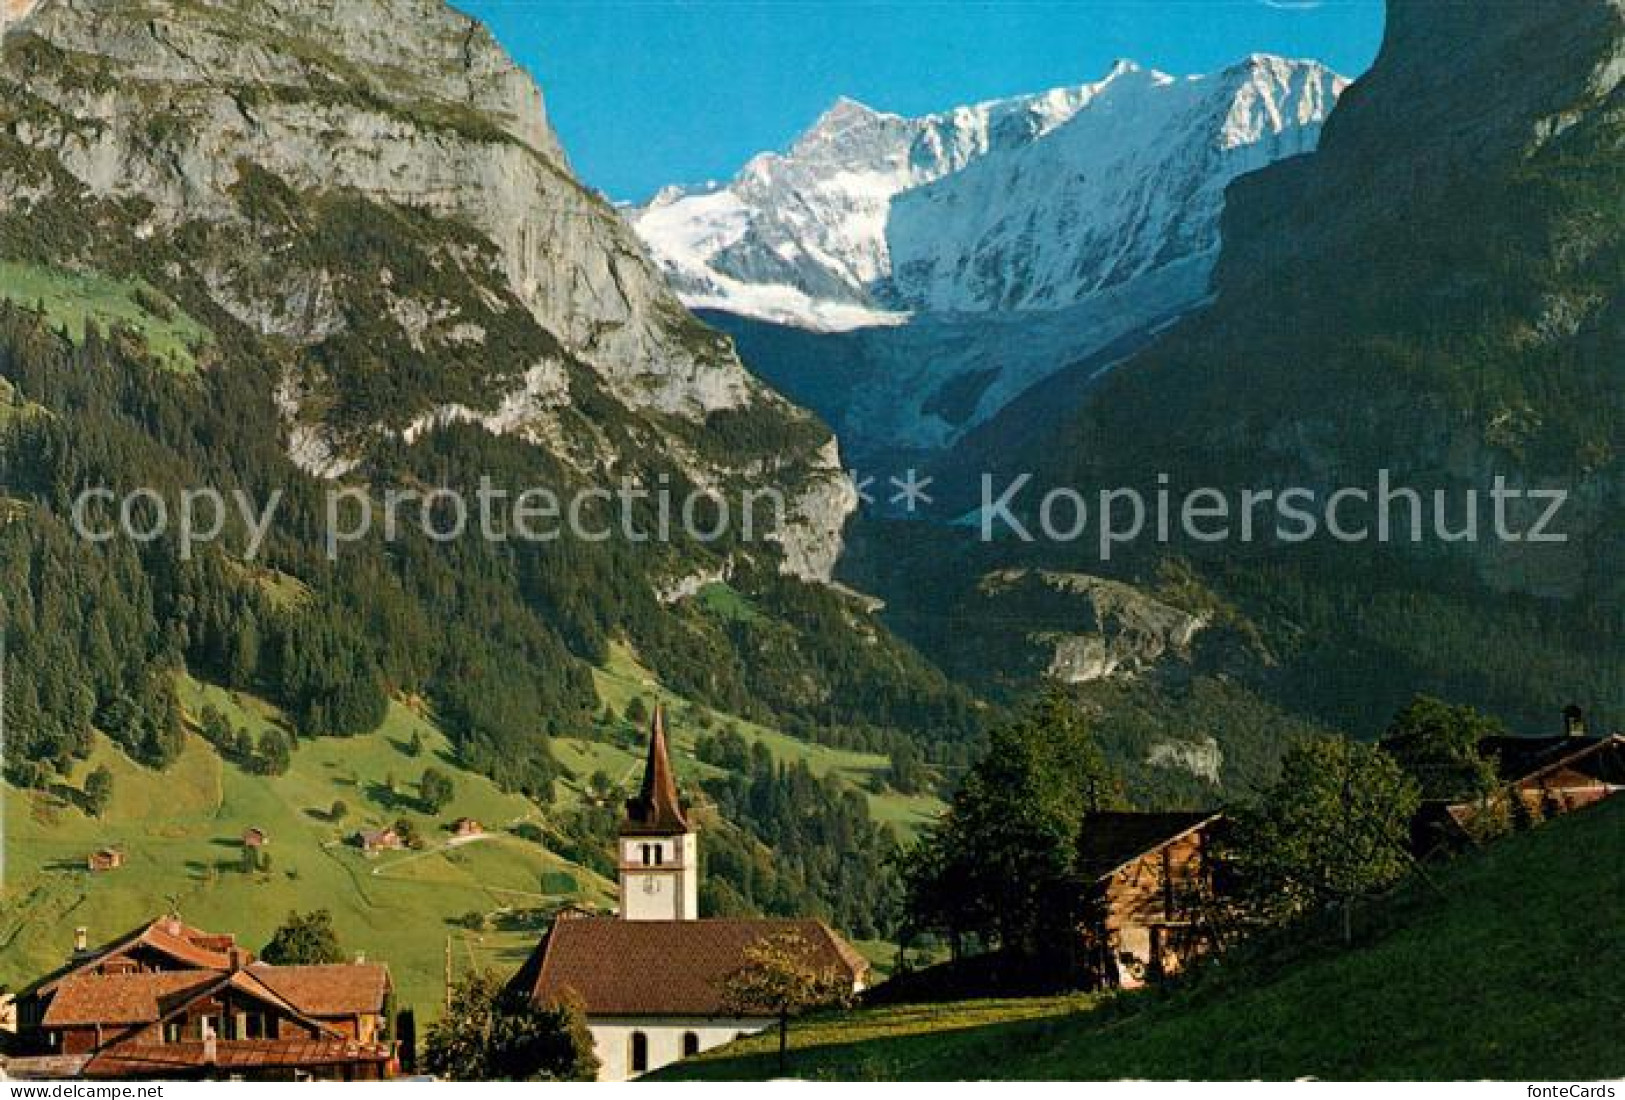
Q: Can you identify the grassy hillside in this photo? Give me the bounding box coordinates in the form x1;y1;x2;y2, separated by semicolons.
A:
662;796;1625;1081
561;642;943;835
0;677;614;1018
1;653;942;1017
0;261;209;372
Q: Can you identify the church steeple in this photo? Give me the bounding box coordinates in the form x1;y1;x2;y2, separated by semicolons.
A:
623;705;689;835
617;706;699;921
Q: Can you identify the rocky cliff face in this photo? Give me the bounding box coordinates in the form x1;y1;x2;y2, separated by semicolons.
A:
977;569;1209;684
967;0;1625;729
1041;0;1625;601
0;0;854;580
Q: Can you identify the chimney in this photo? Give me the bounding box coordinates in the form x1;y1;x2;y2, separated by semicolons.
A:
73;927;88;956
1563;704;1587;737
228;947;247;971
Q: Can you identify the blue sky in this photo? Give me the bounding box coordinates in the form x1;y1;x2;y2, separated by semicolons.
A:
457;1;1386;202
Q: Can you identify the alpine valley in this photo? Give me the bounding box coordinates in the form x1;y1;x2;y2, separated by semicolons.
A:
634;0;1624;797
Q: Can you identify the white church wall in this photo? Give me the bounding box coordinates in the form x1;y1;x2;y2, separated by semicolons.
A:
588;1015;774;1081
619;832;699;920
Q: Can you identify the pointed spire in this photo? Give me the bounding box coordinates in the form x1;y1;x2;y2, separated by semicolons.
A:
623;705;690;835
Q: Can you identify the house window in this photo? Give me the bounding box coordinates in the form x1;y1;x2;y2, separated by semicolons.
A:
630;1031;649;1075
163;1022;182;1044
654;845;664;866
682;1031;700;1058
641;844;653;866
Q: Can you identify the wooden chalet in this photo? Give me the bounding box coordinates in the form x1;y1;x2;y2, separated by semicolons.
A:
5;917;394;1081
1413;712;1624;855
354;827;402;854
85;848;123;873
1074;811;1226;990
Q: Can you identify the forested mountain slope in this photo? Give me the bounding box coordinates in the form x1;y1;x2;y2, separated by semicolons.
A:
0;0;984;801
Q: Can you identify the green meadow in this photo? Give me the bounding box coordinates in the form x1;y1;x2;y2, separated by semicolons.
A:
570;642;943;835
1;650;943;1016
0;677;613;1017
0;261;210;373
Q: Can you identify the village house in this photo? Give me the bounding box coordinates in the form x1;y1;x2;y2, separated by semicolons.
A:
85;848;123;873
355;827;402;854
1074;810;1227;990
507;708;868;1080
451;817;483;839
1413;708;1624;855
4;917;395;1081
241;827;268;849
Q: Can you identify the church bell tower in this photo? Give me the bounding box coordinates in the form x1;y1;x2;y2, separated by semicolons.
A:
618;706;699;921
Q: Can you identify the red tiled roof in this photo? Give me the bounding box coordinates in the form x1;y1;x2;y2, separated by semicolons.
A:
84;1039;390;1078
623;707;690;835
139;925;236;971
41;963;389;1029
248;963;392;1017
27;918;238;998
513;917;868;1017
43;972;217;1027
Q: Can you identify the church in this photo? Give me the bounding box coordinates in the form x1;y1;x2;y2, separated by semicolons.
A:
508;708;869;1080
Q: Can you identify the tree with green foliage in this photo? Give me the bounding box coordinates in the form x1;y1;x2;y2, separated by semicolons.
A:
720;931;855;1076
198;706;233;749
901;691;1118;957
424;971;599;1082
887;740;928;795
421;767;455;814
1231;738;1420;942
330;798;349;822
83;764;114;818
260;909;344;965
624;696;649;725
394;817;424;850
1379;695;1502;800
255;728;292;776
406;730;425;757
586;770;618;805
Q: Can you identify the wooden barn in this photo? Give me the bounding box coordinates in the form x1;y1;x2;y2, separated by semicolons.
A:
1075;811;1226;990
85;848;123;873
354;828;402;854
1414;716;1624;854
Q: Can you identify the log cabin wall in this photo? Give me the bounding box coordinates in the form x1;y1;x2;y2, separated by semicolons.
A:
1093;829;1215;989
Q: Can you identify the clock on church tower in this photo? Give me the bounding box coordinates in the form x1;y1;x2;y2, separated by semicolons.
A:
618;706;699;921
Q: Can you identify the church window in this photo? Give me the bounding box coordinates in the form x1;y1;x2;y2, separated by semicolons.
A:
630;1031;649;1074
682;1032;700;1058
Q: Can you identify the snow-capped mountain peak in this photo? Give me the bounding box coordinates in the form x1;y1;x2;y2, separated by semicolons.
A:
631;55;1344;330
